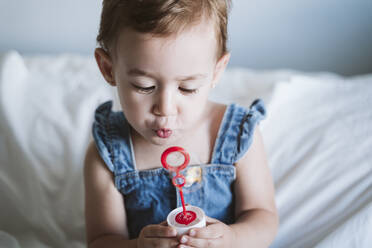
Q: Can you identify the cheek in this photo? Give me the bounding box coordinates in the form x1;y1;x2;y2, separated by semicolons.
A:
119;92;137;109
117;89;150;122
117;85;148;108
120;100;148;129
180;95;209;119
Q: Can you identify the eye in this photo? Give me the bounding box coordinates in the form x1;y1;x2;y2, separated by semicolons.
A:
131;83;155;93
179;87;198;94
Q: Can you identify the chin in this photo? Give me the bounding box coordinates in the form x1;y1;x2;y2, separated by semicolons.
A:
150;137;175;146
145;133;178;146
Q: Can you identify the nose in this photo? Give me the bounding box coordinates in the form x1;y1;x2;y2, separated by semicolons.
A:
153;89;177;116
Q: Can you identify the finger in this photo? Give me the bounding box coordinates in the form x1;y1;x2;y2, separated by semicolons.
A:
188;223;222;239
159;220;168;226
143;237;179;248
178;244;194;248
205;216;219;224
179;235;218;248
142;224;177;238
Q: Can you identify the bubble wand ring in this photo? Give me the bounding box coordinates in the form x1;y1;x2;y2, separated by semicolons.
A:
161;146;190;172
161;146;196;225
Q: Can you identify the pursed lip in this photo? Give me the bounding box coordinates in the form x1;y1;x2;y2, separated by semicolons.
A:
153;128;173;138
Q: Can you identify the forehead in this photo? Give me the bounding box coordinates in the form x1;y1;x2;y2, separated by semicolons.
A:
114;21;218;76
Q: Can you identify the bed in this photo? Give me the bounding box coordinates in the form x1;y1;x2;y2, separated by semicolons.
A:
0;50;371;248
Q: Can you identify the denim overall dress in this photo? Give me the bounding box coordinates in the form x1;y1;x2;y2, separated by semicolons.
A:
92;99;266;239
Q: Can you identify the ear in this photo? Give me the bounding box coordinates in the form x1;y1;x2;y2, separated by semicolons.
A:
211;52;230;88
94;48;116;86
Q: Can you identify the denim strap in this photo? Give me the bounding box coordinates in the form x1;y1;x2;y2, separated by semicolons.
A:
211;99;266;164
92;101;136;175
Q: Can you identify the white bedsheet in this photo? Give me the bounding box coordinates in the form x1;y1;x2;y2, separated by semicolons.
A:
0;51;371;248
263;76;372;247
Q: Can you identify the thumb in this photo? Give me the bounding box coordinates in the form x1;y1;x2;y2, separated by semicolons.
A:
205;216;219;225
159;220;168;226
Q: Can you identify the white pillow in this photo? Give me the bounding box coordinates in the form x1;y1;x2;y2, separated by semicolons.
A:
209;68;298;107
262;75;372;247
0;51;114;247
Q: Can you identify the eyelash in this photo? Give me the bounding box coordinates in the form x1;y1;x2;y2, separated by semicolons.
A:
131;84;198;94
132;84;155;93
180;88;198;94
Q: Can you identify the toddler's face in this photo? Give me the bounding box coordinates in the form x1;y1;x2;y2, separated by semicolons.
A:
98;21;229;146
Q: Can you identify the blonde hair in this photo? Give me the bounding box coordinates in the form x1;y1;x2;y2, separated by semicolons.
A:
97;0;232;59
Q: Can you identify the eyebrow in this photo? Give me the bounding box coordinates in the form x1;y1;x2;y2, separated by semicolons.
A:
127;68;156;79
127;68;207;81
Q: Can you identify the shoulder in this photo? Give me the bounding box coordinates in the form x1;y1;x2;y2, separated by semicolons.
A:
84;140;129;242
234;128;277;215
84;140;113;184
211;99;267;164
92;101;132;173
235;127;266;166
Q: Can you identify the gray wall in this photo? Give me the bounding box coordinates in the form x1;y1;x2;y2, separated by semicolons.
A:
1;0;371;76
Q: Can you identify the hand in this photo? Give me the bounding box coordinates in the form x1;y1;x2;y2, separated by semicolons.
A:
137;221;179;248
177;216;236;248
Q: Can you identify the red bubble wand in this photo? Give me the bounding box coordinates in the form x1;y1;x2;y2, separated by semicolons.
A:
161;146;196;225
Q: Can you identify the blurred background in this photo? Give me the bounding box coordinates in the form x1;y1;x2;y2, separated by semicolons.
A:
0;0;371;76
